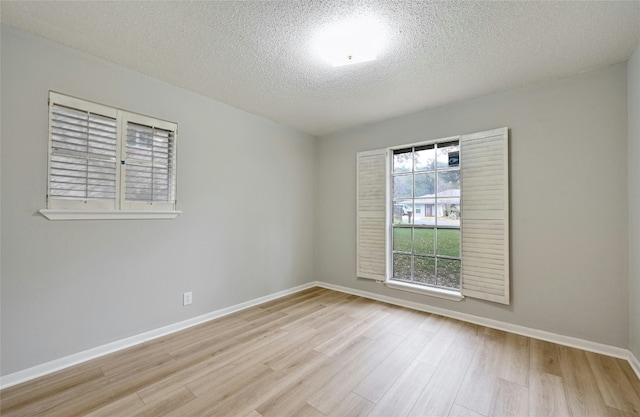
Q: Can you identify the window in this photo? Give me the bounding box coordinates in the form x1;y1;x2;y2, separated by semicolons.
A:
357;128;509;304
391;141;461;291
40;92;179;220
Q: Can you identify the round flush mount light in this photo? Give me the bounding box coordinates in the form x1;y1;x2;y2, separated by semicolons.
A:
313;15;388;67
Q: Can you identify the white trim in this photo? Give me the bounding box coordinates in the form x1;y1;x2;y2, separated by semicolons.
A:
49;91;117;118
2;281;637;389
39;209;182;220
387;134;461;151
316;282;632;361
384;280;464;302
0;282;316;389
630;352;640;380
123;111;177;132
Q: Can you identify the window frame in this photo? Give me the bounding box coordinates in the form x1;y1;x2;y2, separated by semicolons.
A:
356;127;509;305
386;136;464;301
39;92;181;220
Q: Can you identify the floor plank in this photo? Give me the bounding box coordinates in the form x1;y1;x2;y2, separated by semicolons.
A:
454;328;506;415
352;328;433;402
327;392;374;417
83;393;146;417
557;345;610;416
414;317;465;367
498;332;530;386
489;378;529;417
367;360;436;417
448;403;485;417
131;386;196;417
0;366;105;414
530;338;562;377
408;344;475;417
306;331;403;414
529;371;570;417
586;351;640;415
255;336;374;417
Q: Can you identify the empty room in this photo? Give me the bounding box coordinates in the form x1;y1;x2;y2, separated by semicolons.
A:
1;1;640;416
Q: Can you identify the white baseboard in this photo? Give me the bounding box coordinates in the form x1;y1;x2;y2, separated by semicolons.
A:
0;282;316;390
630;352;640;380
316;281;635;365
2;280;638;389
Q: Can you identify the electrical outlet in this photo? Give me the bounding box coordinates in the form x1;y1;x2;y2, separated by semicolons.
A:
183;292;192;306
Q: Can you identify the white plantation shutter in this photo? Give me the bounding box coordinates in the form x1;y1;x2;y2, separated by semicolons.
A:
357;149;388;280
123;117;177;210
460;127;510;304
48;94;118;209
44;92;179;218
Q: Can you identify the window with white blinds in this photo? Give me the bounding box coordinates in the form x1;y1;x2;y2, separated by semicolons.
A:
356;127;509;305
44;92;178;218
121;113;177;211
125;123;175;203
49;103;118;205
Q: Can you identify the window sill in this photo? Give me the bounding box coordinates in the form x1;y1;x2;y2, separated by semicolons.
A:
39;209;181;221
384;280;464;302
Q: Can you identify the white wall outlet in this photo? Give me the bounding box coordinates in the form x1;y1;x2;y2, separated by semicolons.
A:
183;292;192;306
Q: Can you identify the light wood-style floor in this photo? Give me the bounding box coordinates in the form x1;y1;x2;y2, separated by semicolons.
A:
2;287;639;417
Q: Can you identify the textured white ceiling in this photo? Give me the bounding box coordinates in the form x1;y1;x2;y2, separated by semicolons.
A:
2;1;639;136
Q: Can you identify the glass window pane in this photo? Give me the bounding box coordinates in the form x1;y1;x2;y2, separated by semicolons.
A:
413;198;435;226
394;174;413;198
436;197;460;227
414;228;434;255
437;170;460;197
436;228;460;257
414;145;435;171
393;227;412;252
393;200;413;224
437;258;461;289
393;254;412;281
391;139;463;292
414;256;436;285
414;172;435;197
436;142;460;169
393;149;413;173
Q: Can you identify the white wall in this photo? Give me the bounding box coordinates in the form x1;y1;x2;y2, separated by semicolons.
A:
315;63;630;348
629;42;640;360
0;25;316;376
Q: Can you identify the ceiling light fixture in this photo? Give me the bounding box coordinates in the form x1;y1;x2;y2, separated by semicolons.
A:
314;16;387;67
